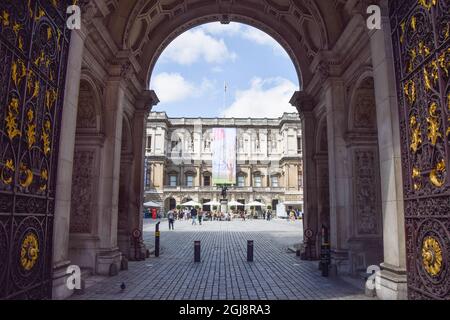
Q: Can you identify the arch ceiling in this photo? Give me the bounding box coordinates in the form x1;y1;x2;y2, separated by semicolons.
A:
91;0;352;88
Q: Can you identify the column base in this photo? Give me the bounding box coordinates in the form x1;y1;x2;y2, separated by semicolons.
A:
52;260;73;300
376;263;408;300
118;233;147;261
95;248;122;276
330;249;350;276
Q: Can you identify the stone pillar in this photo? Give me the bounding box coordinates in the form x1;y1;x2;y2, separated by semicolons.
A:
290;92;319;259
52;28;88;299
123;91;159;261
94;63;130;275
369;5;407;300
324;78;352;274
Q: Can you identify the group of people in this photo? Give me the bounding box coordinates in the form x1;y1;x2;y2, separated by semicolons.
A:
165;208;277;230
167;207;204;230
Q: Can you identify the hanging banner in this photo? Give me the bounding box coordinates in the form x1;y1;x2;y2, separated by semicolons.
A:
212;128;236;185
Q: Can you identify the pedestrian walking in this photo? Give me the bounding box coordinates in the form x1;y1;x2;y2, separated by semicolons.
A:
198;210;203;225
191;207;198;225
168;209;175;230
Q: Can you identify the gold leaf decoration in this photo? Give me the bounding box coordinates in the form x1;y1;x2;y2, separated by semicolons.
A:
1;10;10;26
1;159;15;185
411;16;417;31
404;80;416;105
40;169;48;192
19;163;33;188
42;120;51;156
26;109;36;149
11;59;27;88
5;97;21;140
45;89;57;110
418;0;437;10
410;115;422;153
34;50;45;66
430;159;446;188
35;8;45;21
412;167;422;190
20;233;39;271
426;102;442;146
400;21;406;44
422;236;443;276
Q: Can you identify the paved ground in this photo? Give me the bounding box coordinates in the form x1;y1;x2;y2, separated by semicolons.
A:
72;219;370;300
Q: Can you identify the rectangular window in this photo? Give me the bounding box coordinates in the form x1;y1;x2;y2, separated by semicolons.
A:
297;137;302;154
237;176;245;187
147;135;152;151
254;175;262;187
204;175;211;186
186;175;194;187
145;165;152;188
169;175;177;187
271;176;279;187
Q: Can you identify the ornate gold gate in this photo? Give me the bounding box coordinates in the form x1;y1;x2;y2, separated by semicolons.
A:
390;0;449;299
0;0;70;299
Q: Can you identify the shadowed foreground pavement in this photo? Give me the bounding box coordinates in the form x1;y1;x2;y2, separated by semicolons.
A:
71;219;370;300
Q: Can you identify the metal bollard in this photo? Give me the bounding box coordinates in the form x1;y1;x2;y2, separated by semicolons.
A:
155;222;160;257
320;225;330;277
194;241;201;262
247;240;254;262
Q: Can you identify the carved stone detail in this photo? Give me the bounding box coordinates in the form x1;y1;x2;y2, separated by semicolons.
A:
70;150;95;233
354;94;377;129
76;82;97;129
353;149;380;236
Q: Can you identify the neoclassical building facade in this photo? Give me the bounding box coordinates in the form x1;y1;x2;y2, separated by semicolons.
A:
0;0;448;301
144;112;304;211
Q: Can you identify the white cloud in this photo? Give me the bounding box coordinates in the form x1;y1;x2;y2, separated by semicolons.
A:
241;27;289;58
211;66;224;73
151;73;218;104
221;77;298;118
151;73;195;103
160;29;237;65
201;22;242;36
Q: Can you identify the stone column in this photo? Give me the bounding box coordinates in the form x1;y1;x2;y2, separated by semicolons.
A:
290;92;319;259
52;28;87;299
94;63;130;275
369;4;407;300
120;91;159;261
324;78;352;274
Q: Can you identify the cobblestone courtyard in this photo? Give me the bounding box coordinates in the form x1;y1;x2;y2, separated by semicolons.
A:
72;219;369;300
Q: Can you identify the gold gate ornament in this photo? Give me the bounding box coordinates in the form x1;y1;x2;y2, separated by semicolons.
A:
20;233;39;271
422;236;443;277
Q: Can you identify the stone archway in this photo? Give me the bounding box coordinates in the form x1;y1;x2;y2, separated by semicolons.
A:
43;0;438;301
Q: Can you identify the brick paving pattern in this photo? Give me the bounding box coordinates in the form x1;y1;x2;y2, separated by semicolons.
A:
72;219;369;300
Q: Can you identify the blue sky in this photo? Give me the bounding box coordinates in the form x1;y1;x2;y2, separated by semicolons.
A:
150;22;300;118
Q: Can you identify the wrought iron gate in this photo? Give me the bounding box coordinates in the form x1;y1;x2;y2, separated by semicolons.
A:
390;0;449;299
0;0;70;299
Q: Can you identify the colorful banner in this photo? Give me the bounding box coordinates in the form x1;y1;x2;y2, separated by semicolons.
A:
212;128;236;185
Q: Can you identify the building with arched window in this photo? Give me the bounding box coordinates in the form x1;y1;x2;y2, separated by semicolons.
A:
144;112;303;212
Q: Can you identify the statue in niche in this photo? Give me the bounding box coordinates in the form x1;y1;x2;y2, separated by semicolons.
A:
238;135;244;151
255;132;260;150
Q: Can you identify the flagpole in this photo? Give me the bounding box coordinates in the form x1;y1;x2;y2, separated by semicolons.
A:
223;82;227;110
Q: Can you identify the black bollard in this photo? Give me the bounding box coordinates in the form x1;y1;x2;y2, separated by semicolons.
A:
320;225;330;277
155;222;160;257
194;241;201;262
247;240;254;262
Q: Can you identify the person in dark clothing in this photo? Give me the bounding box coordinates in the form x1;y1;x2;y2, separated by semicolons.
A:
191;207;198;225
198;210;203;225
168;210;175;230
